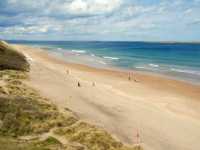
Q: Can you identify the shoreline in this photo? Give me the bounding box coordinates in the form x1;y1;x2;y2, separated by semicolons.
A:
47;49;200;86
13;44;200;150
15;44;200;99
14;42;200;86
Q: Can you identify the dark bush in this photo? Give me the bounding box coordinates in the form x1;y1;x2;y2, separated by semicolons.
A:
0;41;29;71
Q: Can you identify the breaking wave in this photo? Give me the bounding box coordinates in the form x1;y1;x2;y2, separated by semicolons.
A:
103;56;120;60
71;50;86;54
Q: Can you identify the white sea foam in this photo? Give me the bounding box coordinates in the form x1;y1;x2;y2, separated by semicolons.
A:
103;56;120;60
71;50;86;54
135;66;146;69
149;63;159;68
90;54;95;57
98;61;107;65
135;63;159;70
170;68;200;75
57;48;63;51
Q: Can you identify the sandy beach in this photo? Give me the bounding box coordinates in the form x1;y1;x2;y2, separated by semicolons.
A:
13;44;200;150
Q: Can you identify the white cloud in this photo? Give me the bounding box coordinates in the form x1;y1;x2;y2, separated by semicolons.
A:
2;25;50;34
184;9;193;15
68;0;88;14
65;0;122;15
0;0;200;41
7;0;47;11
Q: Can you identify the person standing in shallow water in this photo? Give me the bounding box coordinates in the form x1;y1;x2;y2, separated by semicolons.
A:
78;82;81;87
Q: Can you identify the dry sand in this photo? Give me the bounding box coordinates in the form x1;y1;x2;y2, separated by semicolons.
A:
13;44;200;150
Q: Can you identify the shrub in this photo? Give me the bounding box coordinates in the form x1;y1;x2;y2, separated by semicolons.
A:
0;41;29;71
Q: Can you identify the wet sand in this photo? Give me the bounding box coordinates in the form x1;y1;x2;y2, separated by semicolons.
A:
13;44;200;150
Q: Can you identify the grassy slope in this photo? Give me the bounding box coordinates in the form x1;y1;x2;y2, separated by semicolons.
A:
0;42;141;150
0;41;29;71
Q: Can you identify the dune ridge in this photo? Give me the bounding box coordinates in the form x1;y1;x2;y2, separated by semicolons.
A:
0;41;140;150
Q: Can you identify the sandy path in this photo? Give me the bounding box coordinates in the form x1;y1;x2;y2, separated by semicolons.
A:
14;45;200;150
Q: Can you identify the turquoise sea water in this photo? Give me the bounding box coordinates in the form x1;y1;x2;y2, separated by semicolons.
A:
8;40;200;84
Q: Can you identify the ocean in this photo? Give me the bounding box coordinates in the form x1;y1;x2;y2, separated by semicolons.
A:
8;40;200;84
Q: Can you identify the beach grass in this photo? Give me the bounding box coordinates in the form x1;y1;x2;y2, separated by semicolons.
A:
0;41;141;150
0;41;29;71
0;136;65;150
0;70;76;137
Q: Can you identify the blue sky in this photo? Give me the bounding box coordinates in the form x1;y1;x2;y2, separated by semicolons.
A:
0;0;200;41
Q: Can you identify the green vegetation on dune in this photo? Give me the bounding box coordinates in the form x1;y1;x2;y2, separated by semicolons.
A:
0;41;29;71
0;70;76;137
0;70;79;150
0;136;65;150
0;41;141;150
55;121;136;150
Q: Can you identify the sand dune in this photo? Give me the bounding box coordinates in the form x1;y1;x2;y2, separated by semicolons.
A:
14;44;200;150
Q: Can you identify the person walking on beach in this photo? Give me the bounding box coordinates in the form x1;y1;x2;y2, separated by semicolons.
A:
128;72;139;82
78;82;81;87
133;73;139;82
92;82;95;87
128;73;131;81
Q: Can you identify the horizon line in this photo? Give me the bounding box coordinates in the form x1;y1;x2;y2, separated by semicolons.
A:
2;39;200;44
